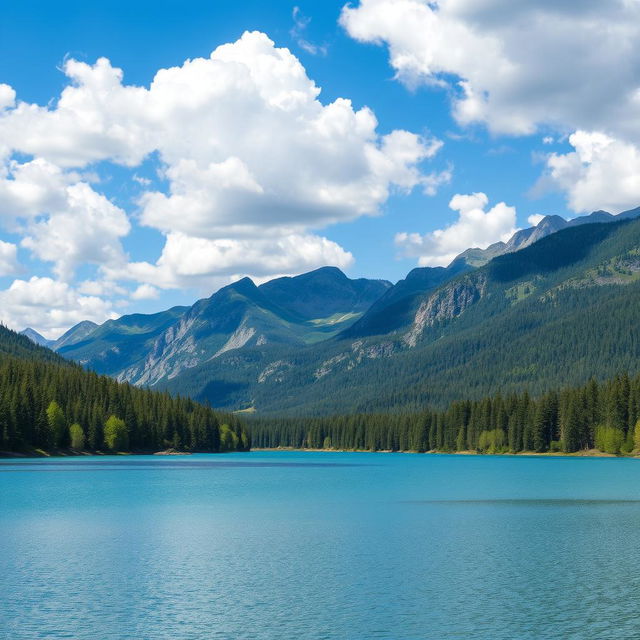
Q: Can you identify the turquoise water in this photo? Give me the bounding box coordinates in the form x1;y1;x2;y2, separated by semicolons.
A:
2;452;640;639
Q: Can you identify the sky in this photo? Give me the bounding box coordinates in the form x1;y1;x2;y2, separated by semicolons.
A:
2;0;640;338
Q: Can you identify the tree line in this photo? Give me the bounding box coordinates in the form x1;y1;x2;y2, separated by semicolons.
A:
0;355;249;453
248;373;640;455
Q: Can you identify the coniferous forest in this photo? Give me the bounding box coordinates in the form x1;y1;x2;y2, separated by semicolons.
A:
0;327;249;454
248;373;640;455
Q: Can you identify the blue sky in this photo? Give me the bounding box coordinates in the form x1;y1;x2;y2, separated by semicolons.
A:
1;0;639;336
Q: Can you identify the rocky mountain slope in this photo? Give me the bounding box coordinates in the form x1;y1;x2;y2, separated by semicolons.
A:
164;215;640;414
20;204;640;416
51;267;390;386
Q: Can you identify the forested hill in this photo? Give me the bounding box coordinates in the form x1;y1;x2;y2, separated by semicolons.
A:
0;326;249;454
0;324;68;365
249;372;640;456
166;216;640;415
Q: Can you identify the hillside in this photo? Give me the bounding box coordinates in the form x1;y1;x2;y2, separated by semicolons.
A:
3;325;68;365
0;325;248;454
164;216;640;415
19;205;640;418
249;372;640;455
53;267;390;386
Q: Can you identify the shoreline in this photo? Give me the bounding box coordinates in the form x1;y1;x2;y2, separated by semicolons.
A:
251;446;634;458
0;448;195;459
1;447;636;459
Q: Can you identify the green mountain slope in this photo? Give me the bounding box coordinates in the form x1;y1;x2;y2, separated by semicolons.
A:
20;328;54;349
341;206;640;339
57;305;188;378
260;266;390;319
56;268;390;386
164;216;640;415
0;325;248;454
3;325;67;364
52;320;98;351
342;259;471;338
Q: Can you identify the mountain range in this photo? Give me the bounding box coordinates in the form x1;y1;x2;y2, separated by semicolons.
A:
20;205;640;415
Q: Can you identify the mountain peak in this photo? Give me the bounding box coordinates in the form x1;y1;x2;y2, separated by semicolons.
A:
259;267;389;320
309;265;348;277
20;328;53;348
219;277;259;298
52;320;99;351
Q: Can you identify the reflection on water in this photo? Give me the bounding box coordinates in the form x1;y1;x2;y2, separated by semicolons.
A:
0;458;368;471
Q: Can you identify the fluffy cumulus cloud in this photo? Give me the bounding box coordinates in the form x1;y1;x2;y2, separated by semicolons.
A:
341;0;640;138
395;192;517;266
0;277;118;339
341;0;640;210
0;30;446;334
527;214;545;227
0;240;20;276
21;182;130;281
114;232;354;291
0;33;442;231
0;157;130;281
540;131;640;214
130;284;160;301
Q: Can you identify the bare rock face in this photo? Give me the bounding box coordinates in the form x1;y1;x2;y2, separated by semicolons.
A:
214;324;256;358
258;360;292;384
405;275;486;346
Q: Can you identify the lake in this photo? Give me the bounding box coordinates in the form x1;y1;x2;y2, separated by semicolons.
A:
2;451;640;639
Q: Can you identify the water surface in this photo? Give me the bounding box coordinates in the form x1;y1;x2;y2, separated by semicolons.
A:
2;451;640;639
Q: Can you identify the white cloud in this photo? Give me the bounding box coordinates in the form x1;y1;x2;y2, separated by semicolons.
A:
0;58;151;168
0;240;20;276
0;158;69;224
130;284;159;300
341;0;640;212
527;214;545;227
540;131;640;213
114;232;354;291
0;32;441;231
21;182;130;280
0;276;118;339
395;192;517;266
0;30;446;300
0;158;130;281
77;279;127;297
0;84;15;110
291;7;328;56
340;0;640;139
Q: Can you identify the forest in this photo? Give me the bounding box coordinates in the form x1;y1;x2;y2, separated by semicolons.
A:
0;336;249;455
248;372;640;455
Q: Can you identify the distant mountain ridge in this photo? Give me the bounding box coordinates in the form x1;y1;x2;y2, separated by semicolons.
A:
343;205;640;339
20;328;53;348
18;204;640;417
41;267;390;387
457;206;640;267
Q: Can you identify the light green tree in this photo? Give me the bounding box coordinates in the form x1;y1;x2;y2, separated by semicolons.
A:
477;429;505;453
103;416;128;451
219;424;239;452
634;420;640;452
595;425;625;454
69;423;85;450
46;401;66;448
